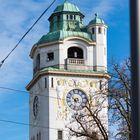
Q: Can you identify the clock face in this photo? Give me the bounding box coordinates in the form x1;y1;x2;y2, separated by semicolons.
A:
66;89;87;111
33;96;39;118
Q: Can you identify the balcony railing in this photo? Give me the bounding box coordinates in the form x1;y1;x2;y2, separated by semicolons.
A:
66;58;85;65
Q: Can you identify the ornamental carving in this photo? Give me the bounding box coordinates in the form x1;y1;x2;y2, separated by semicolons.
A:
56;78;98;88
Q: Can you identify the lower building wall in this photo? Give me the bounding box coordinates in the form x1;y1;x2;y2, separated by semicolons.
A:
29;74;108;140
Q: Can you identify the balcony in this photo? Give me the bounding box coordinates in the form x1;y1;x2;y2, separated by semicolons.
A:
65;58;87;70
66;58;85;65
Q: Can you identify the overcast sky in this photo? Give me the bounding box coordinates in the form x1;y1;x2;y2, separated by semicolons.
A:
0;0;129;139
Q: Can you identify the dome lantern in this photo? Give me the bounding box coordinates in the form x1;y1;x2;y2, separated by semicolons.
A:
48;1;84;32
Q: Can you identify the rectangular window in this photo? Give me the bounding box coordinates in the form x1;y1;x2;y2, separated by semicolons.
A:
45;78;47;88
47;52;54;61
51;78;54;88
58;130;63;140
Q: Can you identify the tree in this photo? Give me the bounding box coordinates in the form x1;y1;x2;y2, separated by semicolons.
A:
108;58;131;140
66;82;109;140
66;58;131;140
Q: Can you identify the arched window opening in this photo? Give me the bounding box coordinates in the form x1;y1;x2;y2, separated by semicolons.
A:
68;47;83;59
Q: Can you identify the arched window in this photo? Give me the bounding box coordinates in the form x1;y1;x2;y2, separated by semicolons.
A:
68;47;83;59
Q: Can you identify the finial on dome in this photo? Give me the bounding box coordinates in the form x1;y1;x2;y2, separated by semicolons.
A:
95;13;98;18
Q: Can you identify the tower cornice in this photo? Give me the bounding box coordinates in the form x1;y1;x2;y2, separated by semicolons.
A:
88;23;108;29
26;68;110;90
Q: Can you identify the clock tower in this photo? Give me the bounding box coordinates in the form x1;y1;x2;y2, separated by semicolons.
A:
26;1;109;140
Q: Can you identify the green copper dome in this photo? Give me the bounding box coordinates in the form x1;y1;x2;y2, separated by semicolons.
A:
37;30;92;44
89;13;105;25
54;1;80;13
37;1;92;45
